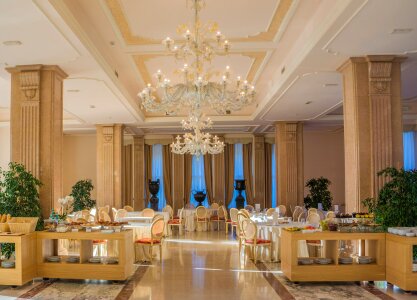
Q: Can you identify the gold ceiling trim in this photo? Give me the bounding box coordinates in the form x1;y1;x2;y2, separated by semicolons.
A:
132;52;266;86
105;0;293;46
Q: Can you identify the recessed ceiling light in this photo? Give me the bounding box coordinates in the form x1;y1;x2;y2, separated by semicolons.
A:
67;89;80;93
323;83;339;87
390;28;413;34
89;105;96;109
2;40;22;46
110;41;116;46
281;66;286;74
305;101;313;105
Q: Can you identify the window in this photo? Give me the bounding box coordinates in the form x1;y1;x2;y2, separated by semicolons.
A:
151;144;165;210
190;155;208;207
403;132;416;171
271;144;277;208
228;143;246;209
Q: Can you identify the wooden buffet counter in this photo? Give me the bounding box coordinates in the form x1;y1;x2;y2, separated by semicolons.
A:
281;230;386;282
36;230;134;281
0;233;36;286
386;233;417;291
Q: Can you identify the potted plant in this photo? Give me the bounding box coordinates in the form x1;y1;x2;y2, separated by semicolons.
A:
0;162;43;260
304;177;333;211
362;167;417;260
70;179;96;212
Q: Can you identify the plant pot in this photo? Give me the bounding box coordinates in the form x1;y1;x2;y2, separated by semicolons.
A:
193;192;206;207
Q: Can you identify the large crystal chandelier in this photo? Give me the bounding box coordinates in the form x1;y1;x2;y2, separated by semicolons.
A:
137;0;255;156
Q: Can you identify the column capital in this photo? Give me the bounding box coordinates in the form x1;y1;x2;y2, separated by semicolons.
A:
6;64;68;79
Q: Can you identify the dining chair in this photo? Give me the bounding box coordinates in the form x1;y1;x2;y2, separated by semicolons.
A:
240;218;272;263
266;208;275;216
317;209;325;220
298;211;307;222
209;206;226;231
326;211;336;219
135;217;165;261
308;208;318;216
114;209;127;221
167;208;184;236
162;205;174;219
123;205;134;212
195;206;209;231
292;207;303;221
307;212;321;226
239;208;250;218
142;208;155;218
236;212;249;255
277;205;287;217
210;203;219;209
111;207;118;220
99;211;112;222
152;214;164;222
306;212;322;257
244;205;255;212
226;208;239;236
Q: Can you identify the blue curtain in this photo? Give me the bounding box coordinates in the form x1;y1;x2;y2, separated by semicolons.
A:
403;132;416;171
228;144;247;209
271;144;277;208
151;144;165;211
190;156;209;207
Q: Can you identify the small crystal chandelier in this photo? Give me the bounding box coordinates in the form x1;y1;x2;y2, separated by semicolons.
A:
138;0;255;115
170;113;225;157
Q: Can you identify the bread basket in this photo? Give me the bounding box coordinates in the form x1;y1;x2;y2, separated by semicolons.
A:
8;217;38;233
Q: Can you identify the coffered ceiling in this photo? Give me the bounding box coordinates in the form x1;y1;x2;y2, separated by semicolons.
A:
0;0;417;134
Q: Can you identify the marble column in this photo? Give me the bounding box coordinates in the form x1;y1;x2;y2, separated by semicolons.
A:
338;55;404;212
96;124;124;208
132;136;145;211
212;136;225;203
7;64;67;218
275;122;304;210
254;135;266;208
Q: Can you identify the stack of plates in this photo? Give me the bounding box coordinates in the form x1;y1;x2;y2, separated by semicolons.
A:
66;256;80;263
298;257;314;265
358;256;373;264
88;257;102;264
1;261;15;268
105;257;118;264
46;256;61;263
314;258;332;265
338;257;353;264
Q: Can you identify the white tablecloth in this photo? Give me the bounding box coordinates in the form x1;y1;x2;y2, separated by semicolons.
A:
255;222;309;262
179;208;218;232
119;211;169;235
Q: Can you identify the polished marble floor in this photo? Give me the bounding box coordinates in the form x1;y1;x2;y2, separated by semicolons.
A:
0;231;416;299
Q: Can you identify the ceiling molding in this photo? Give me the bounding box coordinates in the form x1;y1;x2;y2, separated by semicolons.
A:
104;0;294;46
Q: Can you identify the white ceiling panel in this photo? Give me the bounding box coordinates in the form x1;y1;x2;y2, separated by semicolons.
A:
263;72;342;121
64;79;136;124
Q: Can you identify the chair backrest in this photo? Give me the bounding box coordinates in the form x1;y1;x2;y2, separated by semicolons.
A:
111;207;118;220
292;207;302;220
218;206;226;219
308;208;318;215
326;211;336;219
240;209;250;218
196;206;207;219
76;218;87;223
210;203;219;209
142;208;155;218
178;208;184;222
185;203;195;209
230;208;239;222
152;214;164;222
241;218;257;241
317;210;325;220
115;209;127;221
298;211;307;222
266;208;275;216
123;205;134;212
237;211;249;234
151;218;165;240
221;206;228;220
81;209;90;219
307;212;320;225
277;205;287;216
244;205;254;212
99;211;112;222
162;205;174;218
